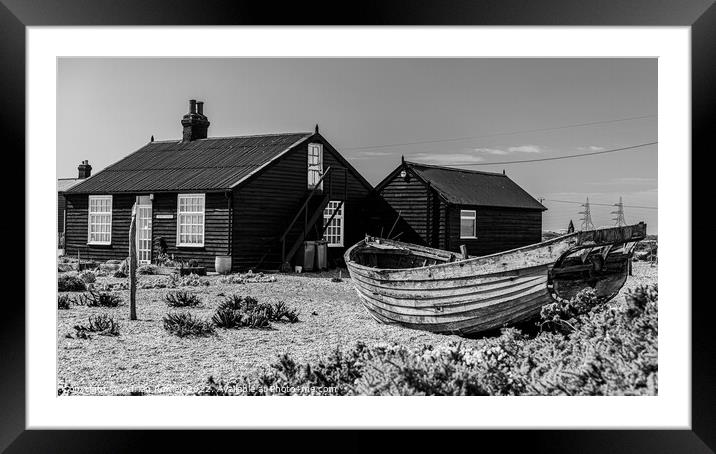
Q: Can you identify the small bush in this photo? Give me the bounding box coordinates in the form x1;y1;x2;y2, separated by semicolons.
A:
76;290;123;307
212;306;244;328
78;270;96;283
212;295;299;330
163;312;215;337
164;291;202;308
58;275;86;292
114;259;129;278
138;264;158;275
270;301;300;323
539;288;601;334
58;294;73;310
73;314;120;338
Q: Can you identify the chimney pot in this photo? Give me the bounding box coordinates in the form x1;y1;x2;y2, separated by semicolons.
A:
182;99;210;141
197;101;204;116
78;161;92;179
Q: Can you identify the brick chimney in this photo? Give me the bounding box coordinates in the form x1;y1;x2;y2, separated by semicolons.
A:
78;160;92;179
181;99;210;141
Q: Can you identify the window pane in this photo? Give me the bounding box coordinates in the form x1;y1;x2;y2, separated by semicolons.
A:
460;219;475;237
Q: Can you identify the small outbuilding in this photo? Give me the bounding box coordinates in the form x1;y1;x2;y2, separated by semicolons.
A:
375;160;547;256
57;160;92;244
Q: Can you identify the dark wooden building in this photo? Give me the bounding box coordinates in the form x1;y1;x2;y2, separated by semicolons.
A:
57;161;92;243
64;99;382;271
375;160;547;256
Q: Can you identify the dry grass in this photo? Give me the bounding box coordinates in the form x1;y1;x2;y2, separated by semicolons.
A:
57;262;657;395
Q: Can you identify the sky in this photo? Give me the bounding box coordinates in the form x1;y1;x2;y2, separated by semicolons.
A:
57;58;657;233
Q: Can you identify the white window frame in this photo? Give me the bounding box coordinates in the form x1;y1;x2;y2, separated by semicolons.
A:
307;143;323;190
176;193;206;247
87;195;113;245
460;209;477;239
322;200;344;247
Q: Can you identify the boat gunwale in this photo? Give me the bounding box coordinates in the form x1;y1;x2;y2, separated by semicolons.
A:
344;223;646;276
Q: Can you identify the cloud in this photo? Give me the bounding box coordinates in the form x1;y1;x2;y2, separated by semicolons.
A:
410;152;485;164
474;147;509;155
507;145;542;153
578;145;606;151
349;150;394;159
473;144;542;155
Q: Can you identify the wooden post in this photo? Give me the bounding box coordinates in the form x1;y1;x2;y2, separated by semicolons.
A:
129;203;138;320
460;245;468;260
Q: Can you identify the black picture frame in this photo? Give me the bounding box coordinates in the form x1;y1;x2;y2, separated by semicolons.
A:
4;0;710;451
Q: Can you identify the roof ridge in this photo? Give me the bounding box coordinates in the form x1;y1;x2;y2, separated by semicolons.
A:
405;160;506;177
149;131;312;143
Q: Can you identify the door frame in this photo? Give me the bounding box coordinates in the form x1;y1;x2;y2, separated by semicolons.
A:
136;195;153;265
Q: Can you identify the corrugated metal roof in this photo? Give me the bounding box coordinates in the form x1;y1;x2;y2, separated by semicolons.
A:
66;132;312;194
57;178;82;192
406;162;547;210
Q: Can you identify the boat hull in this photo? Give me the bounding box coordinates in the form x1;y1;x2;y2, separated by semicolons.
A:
344;224;646;335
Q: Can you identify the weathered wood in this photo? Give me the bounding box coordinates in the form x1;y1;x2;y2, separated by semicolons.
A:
129;203;137;321
344;224;645;335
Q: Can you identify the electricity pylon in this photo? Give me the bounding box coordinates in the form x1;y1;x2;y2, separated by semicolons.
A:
579;197;595;231
612;196;626;227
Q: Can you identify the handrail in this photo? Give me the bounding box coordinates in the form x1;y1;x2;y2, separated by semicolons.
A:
280;166;333;242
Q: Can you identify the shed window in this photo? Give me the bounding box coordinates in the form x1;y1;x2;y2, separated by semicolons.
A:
177;194;205;247
88;195;112;245
460;210;477;239
308;143;323;189
322;200;344;247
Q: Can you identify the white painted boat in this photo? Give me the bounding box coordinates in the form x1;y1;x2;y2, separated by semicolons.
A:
344;223;646;335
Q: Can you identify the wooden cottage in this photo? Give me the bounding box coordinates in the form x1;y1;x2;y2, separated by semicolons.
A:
63;100;381;272
375;160;547;256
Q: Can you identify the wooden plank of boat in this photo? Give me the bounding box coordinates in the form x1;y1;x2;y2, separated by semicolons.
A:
354;280;549;318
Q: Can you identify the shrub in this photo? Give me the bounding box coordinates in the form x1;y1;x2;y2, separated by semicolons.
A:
163;312;215;337
179;273;209;287
164;291;202;308
138;264;158;275
269;301;300;323
58;275;86;292
58;294;73;310
201;285;658;396
539;288;601;334
212;295;299;330
212;306;244;328
73;314;120;338
76;290;123;307
114;259;129;278
78;270;96;283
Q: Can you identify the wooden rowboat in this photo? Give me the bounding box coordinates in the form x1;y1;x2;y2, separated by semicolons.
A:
344;223;647;335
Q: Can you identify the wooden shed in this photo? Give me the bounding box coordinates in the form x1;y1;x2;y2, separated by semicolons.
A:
63;100;381;271
57;160;92;245
375;160;547;256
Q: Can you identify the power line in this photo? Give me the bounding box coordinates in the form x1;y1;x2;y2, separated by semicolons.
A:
447;141;656;166
344;114;656;151
542;198;657;210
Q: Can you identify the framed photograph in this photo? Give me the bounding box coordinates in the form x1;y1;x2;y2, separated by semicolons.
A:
6;0;711;450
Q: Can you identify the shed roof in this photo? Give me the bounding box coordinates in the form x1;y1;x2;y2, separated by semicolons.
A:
405;161;547;210
57;178;83;192
66;132;313;194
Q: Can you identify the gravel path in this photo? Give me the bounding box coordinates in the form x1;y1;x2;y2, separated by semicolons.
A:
57;262;657;395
